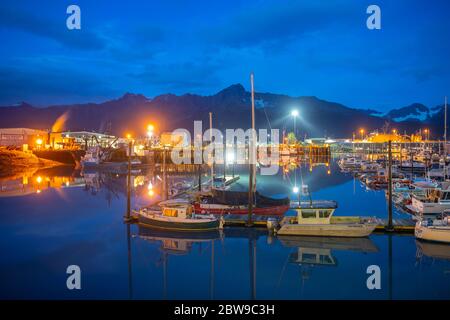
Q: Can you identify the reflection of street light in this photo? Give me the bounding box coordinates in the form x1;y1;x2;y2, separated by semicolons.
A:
147;182;154;197
291;110;299;139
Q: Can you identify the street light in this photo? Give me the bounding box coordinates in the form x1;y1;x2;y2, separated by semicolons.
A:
359;129;365;140
291;110;299;140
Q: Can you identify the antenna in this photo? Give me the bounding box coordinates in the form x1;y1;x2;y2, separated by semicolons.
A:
445;96;447;150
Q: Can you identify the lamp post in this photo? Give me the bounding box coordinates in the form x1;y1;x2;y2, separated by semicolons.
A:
291;110;299;139
147;124;154;147
126;134;133;221
359;129;365;140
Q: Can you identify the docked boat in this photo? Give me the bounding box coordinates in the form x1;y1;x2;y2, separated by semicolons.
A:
338;156;363;170
193;188;290;216
80;147;100;167
276;200;377;237
137;203;222;231
397;161;428;173
406;182;450;216
415;214;450;244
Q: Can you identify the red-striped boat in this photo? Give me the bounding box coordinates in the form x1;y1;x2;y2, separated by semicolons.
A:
194;189;290;216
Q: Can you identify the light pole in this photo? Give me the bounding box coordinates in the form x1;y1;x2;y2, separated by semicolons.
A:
359;129;365;140
291;110;299;140
147;124;154;147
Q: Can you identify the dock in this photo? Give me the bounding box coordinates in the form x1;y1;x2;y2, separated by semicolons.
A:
372;218;415;233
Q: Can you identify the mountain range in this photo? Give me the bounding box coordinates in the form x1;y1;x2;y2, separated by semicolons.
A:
0;84;446;138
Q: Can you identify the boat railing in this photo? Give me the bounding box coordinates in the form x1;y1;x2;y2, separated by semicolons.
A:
290;200;338;209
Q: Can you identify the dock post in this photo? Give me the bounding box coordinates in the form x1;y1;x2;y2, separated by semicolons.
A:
126;139;132;221
387;140;394;231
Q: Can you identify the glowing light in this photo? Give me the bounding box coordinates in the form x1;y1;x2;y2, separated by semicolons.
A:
392;129;397;134
293;186;299;193
327;169;331;175
147;182;154;196
291;110;299;117
147;124;154;131
36;189;41;194
226;151;235;163
65;181;70;187
36;138;43;145
126;133;132;139
36;176;43;184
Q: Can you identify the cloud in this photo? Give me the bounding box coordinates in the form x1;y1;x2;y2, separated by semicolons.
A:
0;4;105;50
131;61;222;93
202;0;357;48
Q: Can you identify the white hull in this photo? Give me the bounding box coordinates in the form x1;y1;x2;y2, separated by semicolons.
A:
415;223;450;244
277;223;377;237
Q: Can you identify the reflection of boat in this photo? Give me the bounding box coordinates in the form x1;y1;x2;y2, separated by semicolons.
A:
194;188;290;216
277;200;377;237
415;214;450;243
137;203;221;231
277;235;379;253
416;240;450;260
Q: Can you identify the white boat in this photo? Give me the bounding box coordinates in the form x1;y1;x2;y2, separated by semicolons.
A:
407;182;450;216
338;156;363;170
277;200;377;237
415;215;450;244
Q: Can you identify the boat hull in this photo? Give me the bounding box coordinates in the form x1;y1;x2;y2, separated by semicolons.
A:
277;223;377;237
415;224;450;244
193;203;289;216
138;212;219;232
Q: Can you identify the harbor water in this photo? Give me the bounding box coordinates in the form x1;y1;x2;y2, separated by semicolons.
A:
0;160;449;299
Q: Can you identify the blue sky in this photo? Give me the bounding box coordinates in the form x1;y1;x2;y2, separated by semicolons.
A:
0;0;449;111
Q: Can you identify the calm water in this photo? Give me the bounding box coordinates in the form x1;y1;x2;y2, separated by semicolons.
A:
0;161;449;299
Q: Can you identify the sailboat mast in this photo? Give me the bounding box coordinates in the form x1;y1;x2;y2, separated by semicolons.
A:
445;96;447;154
210;112;214;190
247;73;256;226
251;73;256;190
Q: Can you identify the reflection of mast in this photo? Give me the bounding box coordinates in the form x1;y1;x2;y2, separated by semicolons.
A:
163;252;168;299
249;237;256;299
210;240;215;299
388;234;393;300
126;223;133;299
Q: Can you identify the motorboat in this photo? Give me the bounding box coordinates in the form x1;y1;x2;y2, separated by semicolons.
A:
406;182;450;216
415;213;450;244
276;200;377;237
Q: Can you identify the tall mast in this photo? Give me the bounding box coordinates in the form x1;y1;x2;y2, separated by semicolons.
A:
247;73;256;226
209;112;214;190
445;96;448;153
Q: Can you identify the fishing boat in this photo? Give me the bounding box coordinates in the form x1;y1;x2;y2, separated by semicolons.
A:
80;147;100;167
193;188;290;216
137;202;222;231
276;200;377;237
415;213;450;244
406;181;450;216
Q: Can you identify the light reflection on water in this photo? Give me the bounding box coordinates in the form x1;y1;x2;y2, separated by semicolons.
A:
0;160;449;299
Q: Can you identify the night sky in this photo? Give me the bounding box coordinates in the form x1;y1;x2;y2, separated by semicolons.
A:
0;0;449;111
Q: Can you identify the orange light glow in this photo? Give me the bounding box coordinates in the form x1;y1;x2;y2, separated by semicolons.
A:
126;133;132;139
36;176;43;184
36;138;43;145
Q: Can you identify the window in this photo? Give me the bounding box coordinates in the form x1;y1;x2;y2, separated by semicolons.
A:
318;210;332;218
301;209;316;218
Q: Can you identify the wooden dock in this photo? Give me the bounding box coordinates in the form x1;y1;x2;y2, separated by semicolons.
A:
372;218;415;233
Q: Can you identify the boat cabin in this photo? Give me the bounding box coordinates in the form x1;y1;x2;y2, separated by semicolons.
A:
162;204;192;219
294;201;338;225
